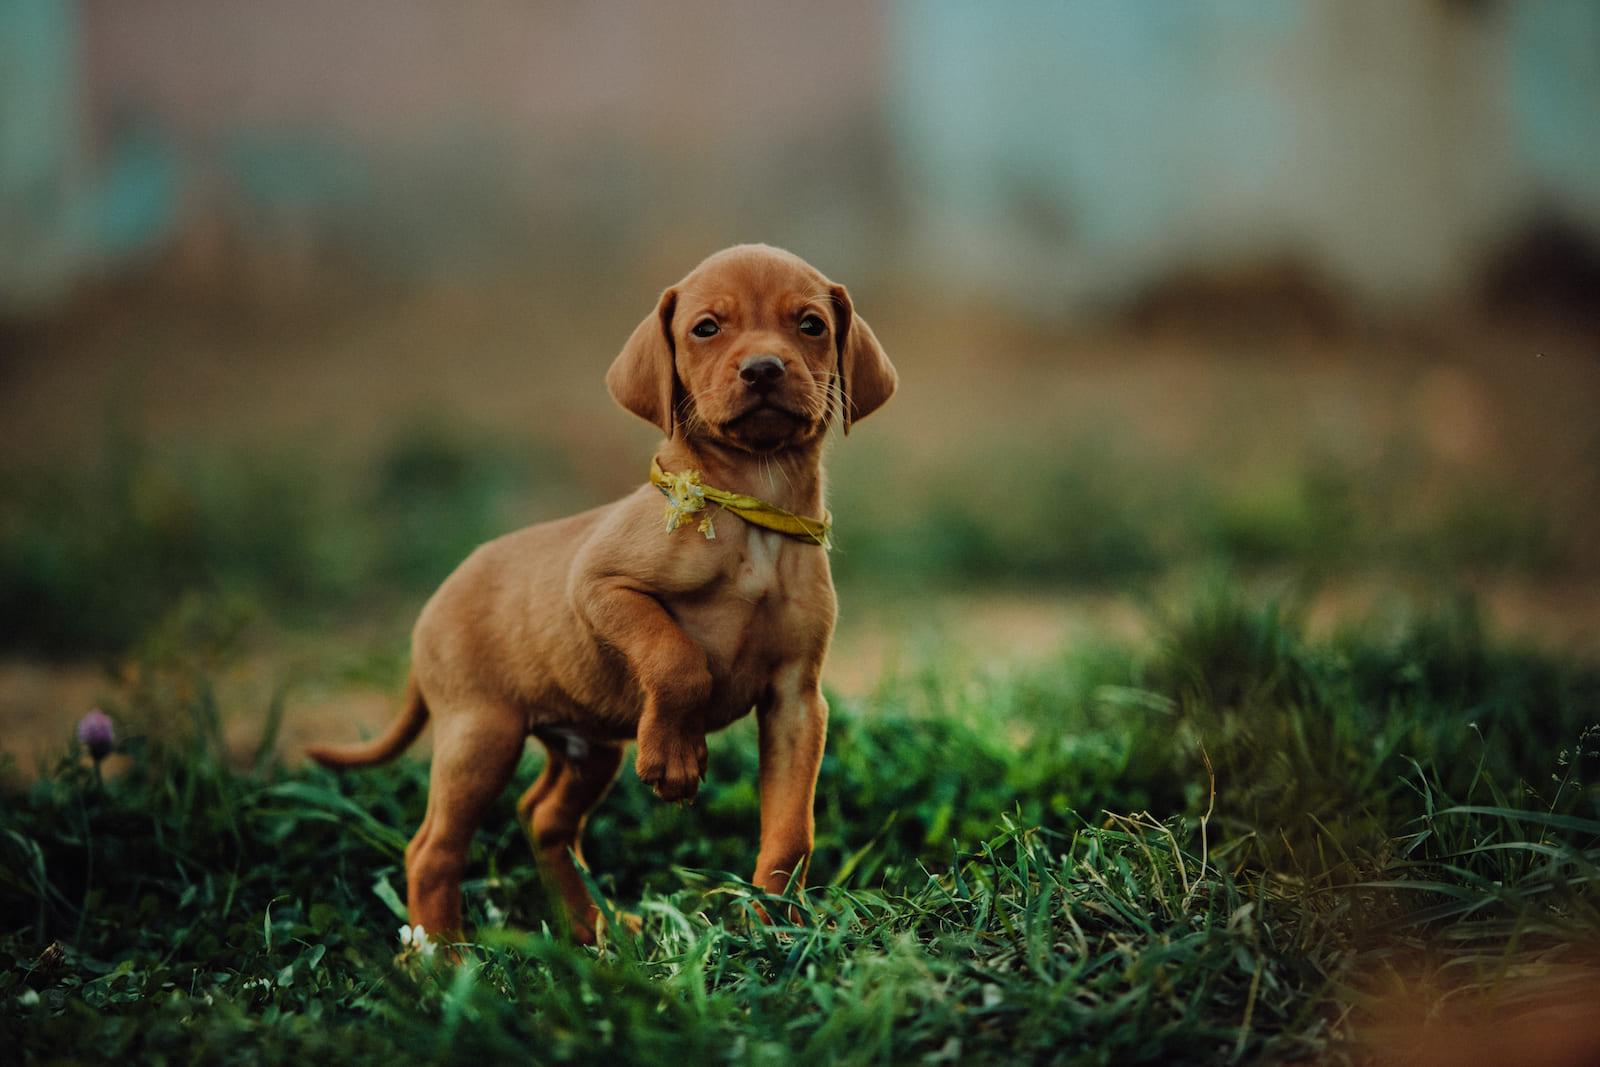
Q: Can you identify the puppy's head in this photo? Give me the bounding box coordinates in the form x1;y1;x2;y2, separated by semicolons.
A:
607;244;896;451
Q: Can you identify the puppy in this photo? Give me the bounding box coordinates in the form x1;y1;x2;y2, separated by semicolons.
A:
307;244;896;944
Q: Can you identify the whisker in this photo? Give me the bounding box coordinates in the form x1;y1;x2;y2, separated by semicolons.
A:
765;453;796;495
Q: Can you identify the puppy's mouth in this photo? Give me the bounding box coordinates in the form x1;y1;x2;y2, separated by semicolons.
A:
723;401;814;451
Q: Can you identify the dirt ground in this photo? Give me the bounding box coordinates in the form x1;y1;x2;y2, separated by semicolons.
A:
3;265;1597;779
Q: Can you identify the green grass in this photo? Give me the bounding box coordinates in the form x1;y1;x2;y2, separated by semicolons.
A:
4;590;1598;1064
825;432;1566;593
0;424;580;658
0;424;1571;660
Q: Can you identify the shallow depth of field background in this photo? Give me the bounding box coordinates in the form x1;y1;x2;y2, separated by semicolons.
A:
2;1;1598;767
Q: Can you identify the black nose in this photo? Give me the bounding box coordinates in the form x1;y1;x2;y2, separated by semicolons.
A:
739;354;785;393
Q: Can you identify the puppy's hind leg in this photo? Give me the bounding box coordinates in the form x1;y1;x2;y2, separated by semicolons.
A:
405;706;526;944
517;734;627;944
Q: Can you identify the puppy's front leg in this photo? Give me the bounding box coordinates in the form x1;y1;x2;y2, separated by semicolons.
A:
582;580;712;801
753;666;828;902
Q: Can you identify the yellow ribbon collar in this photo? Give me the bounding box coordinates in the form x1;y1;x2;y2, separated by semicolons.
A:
650;458;832;548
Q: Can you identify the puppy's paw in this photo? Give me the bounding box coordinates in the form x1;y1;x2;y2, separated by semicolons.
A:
635;730;708;802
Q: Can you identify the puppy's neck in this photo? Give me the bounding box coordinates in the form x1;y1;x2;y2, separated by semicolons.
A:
655;437;826;518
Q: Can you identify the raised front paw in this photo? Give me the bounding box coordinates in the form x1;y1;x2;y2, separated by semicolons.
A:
634;725;708;802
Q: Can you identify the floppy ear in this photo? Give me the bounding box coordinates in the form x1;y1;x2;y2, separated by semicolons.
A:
830;285;897;433
606;287;679;434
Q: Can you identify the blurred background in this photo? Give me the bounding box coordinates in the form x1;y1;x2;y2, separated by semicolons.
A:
2;0;1597;769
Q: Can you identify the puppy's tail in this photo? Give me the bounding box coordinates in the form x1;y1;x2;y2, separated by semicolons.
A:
305;674;430;770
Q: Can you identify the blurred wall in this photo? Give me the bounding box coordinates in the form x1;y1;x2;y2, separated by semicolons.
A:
4;0;891;311
890;0;1600;311
0;0;80;308
0;0;181;313
1;1;91;309
2;1;1596;316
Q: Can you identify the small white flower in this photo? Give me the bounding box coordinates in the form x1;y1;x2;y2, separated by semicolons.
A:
398;923;435;958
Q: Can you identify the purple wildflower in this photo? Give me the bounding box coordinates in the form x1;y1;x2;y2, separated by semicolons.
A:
77;709;115;761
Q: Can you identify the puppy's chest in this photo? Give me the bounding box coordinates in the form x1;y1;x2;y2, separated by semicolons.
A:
732;528;786;602
675;527;824;663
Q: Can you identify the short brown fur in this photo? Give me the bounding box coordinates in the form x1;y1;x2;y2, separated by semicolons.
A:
306;245;896;944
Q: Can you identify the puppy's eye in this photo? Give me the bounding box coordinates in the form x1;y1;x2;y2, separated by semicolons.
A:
691;319;720;338
798;315;827;337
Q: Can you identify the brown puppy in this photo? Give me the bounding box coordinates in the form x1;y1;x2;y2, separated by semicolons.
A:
307;244;896;945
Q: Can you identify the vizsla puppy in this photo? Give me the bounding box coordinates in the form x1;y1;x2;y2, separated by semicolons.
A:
307;244;896;945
